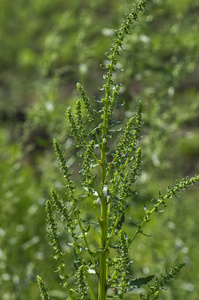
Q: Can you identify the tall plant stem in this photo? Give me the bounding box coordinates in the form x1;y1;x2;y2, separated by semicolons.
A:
98;57;115;300
98;193;108;300
98;129;108;299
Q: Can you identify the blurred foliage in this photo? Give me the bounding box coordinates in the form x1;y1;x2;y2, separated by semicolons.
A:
0;0;199;299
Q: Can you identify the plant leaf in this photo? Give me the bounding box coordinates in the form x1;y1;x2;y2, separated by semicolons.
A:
129;275;154;289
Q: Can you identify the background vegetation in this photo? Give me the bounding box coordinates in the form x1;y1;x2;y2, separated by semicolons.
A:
0;0;198;299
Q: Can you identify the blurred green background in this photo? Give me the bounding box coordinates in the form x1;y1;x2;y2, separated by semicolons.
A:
0;0;199;299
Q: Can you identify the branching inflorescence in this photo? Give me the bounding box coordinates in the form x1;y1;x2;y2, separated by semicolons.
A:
140;263;185;300
37;0;199;299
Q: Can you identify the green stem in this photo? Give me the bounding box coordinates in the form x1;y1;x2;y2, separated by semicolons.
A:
88;190;100;221
98;193;108;300
75;243;96;300
107;190;129;249
60;264;73;299
68;194;96;299
98;52;115;300
83;136;101;165
98;140;108;300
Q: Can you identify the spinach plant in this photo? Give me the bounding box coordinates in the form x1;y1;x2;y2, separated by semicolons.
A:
37;0;199;299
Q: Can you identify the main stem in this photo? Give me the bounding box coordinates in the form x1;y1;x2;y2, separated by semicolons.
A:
98;192;108;300
98;126;108;299
98;81;111;300
98;41;119;299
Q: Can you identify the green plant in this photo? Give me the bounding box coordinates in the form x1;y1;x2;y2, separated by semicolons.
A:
37;1;199;299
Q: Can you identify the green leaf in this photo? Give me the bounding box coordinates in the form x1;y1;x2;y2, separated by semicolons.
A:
129;275;154;289
89;249;106;258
